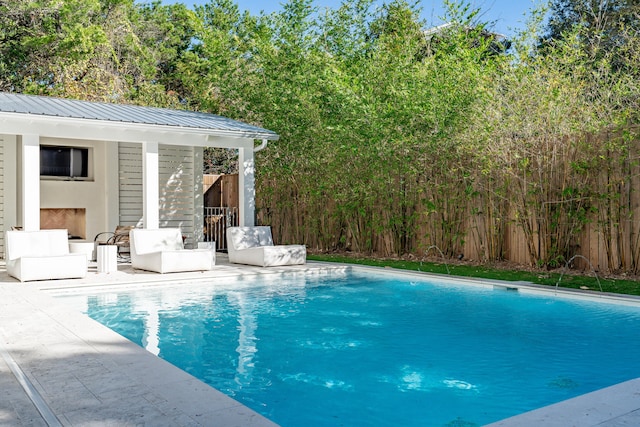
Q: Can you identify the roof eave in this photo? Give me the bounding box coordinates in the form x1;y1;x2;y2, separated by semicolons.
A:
0;111;280;144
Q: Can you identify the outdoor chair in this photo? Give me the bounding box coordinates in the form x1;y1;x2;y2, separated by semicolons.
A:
5;229;87;282
226;226;306;267
93;225;135;261
129;228;215;273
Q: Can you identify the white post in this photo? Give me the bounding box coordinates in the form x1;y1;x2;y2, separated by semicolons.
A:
22;135;40;230
105;142;120;232
238;147;255;226
193;147;204;242
142;142;159;229
4;135;18;232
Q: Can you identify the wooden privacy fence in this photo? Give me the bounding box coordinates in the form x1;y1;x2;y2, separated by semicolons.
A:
257;128;640;274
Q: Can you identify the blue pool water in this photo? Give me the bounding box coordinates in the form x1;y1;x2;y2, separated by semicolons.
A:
54;270;640;426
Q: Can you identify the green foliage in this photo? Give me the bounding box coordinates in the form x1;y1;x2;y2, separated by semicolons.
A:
0;0;194;104
545;0;640;47
543;0;640;75
203;148;238;174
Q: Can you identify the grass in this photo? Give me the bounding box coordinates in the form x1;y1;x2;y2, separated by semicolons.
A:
308;254;640;296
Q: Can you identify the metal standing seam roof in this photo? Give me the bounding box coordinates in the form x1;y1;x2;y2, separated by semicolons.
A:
0;92;279;140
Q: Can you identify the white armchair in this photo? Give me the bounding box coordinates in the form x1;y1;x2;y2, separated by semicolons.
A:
5;229;87;282
129;228;214;273
226;226;306;267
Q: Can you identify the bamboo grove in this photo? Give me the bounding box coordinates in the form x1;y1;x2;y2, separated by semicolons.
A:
2;0;640;272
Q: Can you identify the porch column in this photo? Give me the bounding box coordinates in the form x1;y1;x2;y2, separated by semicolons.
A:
22;135;40;230
142;142;159;229
238;147;255;227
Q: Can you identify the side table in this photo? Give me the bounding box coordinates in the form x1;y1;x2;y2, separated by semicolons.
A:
97;245;117;273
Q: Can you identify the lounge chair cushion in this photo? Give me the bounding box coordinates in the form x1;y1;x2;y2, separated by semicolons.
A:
6;229;70;260
130;228;214;274
132;228;184;254
228;226;274;250
227;226;306;267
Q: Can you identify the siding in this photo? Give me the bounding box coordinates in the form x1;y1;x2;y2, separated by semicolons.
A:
159;145;197;245
118;143;199;246
118;143;143;225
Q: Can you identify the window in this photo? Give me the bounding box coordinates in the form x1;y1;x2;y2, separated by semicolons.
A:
40;146;89;179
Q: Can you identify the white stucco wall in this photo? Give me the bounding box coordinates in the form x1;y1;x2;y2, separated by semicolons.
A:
39;138;111;241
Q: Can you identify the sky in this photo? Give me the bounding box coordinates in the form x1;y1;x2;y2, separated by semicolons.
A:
161;0;541;37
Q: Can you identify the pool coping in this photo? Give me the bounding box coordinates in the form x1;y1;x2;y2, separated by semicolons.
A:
1;258;639;426
353;264;640;306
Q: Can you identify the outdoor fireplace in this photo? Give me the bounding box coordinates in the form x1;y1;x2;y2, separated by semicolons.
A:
40;208;86;240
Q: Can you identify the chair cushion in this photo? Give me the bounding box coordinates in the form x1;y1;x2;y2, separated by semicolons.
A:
228;226;273;250
226;226;305;267
6;229;70;260
130;228;184;255
228;228;258;250
256;227;274;246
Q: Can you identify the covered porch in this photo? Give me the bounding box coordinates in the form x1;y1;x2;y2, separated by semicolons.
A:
0;92;278;255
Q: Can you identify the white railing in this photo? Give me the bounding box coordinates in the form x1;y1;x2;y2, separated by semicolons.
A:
203;207;238;251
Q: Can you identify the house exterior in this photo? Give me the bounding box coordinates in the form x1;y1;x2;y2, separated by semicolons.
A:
0;92;279;258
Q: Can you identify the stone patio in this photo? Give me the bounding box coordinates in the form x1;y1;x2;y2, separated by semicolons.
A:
1;255;639;426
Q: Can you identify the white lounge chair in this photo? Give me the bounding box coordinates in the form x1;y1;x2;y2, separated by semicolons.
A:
129;228;214;273
226;226;306;267
5;229;87;282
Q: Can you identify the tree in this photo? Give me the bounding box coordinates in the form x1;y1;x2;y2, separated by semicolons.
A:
0;0;194;105
460;0;640;268
203;148;238;174
544;0;640;65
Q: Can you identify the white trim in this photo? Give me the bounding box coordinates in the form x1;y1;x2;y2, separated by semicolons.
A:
238;147;255;227
192;147;205;244
253;139;268;152
21;135;40;230
142;142;159;229
205;135;257;149
0;113;277;145
3;136;18;233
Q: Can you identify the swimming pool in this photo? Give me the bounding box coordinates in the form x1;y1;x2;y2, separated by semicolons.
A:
53;269;640;426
